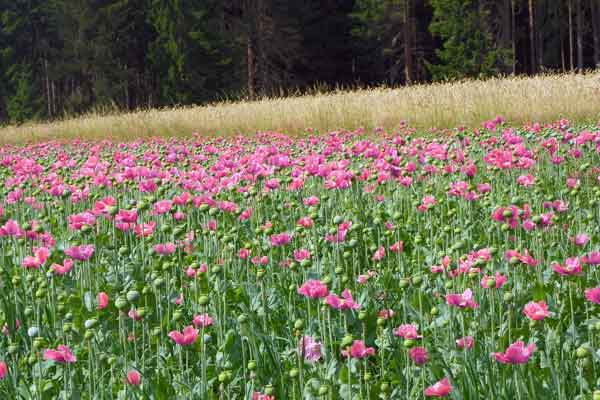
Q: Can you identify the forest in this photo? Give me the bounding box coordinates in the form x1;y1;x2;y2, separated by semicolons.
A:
1;0;599;125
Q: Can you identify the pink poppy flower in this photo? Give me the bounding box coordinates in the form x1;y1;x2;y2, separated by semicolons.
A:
251;255;269;266
522;301;549;321
585;287;600;304
372;246;385;261
192;314;214;328
97;292;109;310
293;249;311;262
44;345;77;364
239;208;253;221
424;377;453;397
480;272;507;289
566;177;580;189
582;252;600;265
378;309;395;319
22;247;50;269
303;196;319;206
64;245;95;261
299;335;322;362
456;336;475;349
51;259;74;275
494;341;536;364
154;243;176;256
516;174;535;187
126;370;141;386
270;232;292;247
68;212;96;230
409;346;428;365
357;270;377;284
297;280;329;299
297;216;314;228
168;326;199;346
341;340;375;358
239;248;251;259
153;200;173;215
445;289;479;309
252;392;275;400
390;241;404;253
393;324;422;340
128;309;143;321
552;257;582;276
135;222;156;237
0;361;7;379
573;233;590;247
326;289;360;310
417;196;437;212
116;209;138;224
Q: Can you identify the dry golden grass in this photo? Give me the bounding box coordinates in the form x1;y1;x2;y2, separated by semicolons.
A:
1;72;599;144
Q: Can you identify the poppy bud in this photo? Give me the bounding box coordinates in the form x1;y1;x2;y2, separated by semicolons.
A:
289;368;299;378
198;295;209;306
115;297;128;309
33;337;45;350
341;334;353;347
380;382;390;393
294;319;304;330
126;290;140;303
318;385;329;395
84;319;98;329
172;311;183;321
265;384;274;395
218;371;231;383
575;346;590;359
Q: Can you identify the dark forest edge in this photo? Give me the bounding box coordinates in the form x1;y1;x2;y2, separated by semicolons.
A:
1;0;599;126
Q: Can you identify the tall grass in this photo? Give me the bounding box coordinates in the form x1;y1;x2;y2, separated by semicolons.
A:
1;72;599;143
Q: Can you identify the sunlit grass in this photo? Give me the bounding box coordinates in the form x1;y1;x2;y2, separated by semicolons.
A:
1;72;599;144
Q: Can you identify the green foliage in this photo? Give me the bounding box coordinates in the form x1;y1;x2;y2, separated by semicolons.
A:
428;0;511;81
6;65;40;124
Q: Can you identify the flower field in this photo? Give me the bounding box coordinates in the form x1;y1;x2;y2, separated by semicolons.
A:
0;118;599;399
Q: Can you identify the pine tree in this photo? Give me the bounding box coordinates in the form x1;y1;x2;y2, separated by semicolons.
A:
428;0;511;80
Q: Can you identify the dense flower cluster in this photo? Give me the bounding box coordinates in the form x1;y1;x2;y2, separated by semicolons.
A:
0;118;598;398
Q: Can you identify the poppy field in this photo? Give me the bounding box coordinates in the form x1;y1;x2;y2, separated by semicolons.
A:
0;118;599;399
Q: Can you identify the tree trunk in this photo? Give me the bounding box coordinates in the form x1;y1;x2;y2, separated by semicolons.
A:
511;0;516;74
529;0;536;73
591;0;600;67
576;0;584;71
404;0;413;84
44;58;51;117
247;36;257;100
559;2;566;71
569;0;574;71
536;1;544;70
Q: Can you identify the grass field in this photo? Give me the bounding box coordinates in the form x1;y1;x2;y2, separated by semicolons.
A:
0;72;599;144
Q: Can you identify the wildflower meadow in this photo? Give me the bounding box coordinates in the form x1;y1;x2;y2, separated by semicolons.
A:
0;117;600;399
